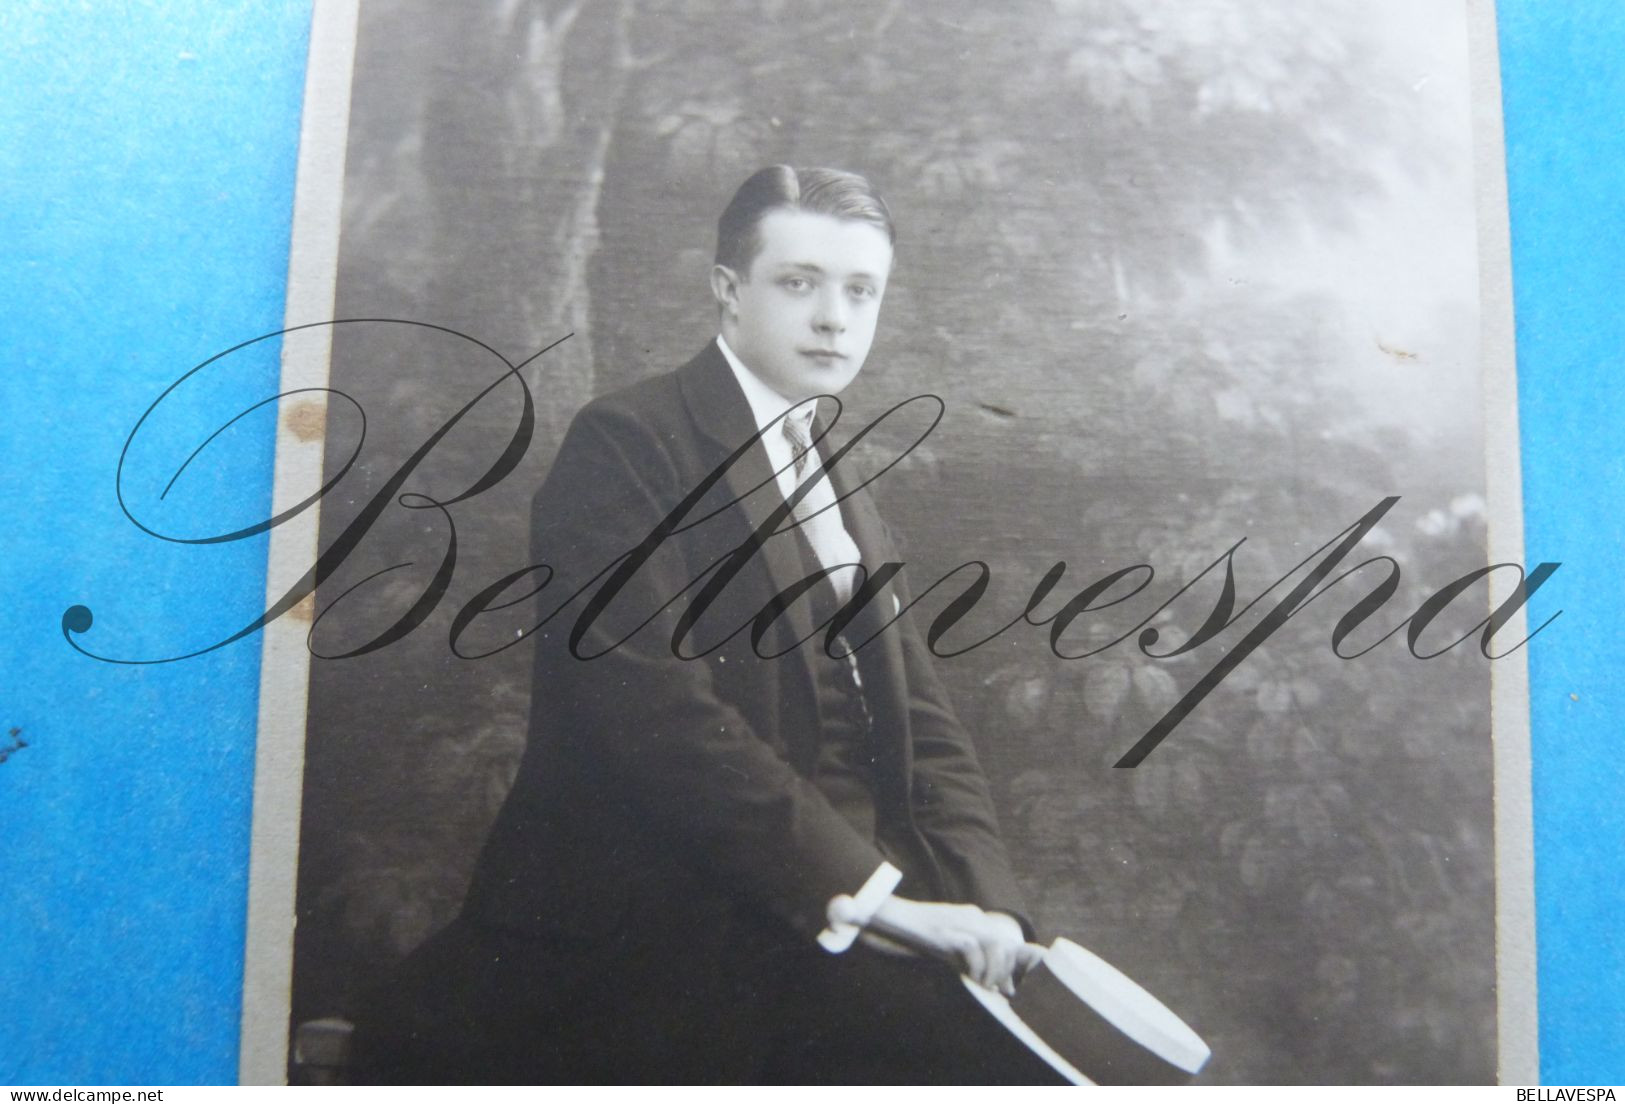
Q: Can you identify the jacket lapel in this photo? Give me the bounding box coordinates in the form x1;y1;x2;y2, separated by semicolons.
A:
678;342;915;804
815;408;916;805
677;343;818;658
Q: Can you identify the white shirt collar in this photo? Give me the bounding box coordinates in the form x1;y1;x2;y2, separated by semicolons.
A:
715;339;863;590
716;335;817;438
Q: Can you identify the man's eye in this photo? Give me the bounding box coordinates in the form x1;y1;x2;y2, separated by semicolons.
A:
848;285;876;299
783;277;811;291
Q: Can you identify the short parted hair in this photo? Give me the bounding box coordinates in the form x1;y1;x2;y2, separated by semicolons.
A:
714;165;896;276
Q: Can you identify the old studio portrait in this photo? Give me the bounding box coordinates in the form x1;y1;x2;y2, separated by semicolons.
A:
267;0;1506;1085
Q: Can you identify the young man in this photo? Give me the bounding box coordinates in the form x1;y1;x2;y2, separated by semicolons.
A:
352;166;1060;1084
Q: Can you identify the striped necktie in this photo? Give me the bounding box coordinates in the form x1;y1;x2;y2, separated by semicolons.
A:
780;416;859;604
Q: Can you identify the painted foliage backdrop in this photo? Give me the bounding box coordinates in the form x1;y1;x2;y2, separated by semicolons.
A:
291;0;1494;1083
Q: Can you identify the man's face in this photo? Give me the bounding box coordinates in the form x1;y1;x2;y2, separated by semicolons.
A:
714;209;893;403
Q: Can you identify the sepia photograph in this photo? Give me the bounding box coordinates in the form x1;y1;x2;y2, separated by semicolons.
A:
249;0;1515;1084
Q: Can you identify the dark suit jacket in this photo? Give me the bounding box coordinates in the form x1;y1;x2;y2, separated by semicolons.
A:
398;343;1025;1080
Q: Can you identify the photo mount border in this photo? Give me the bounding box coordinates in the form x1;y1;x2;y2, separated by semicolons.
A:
235;0;1539;1083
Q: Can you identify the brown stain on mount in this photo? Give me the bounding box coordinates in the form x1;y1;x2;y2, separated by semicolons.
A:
284;399;327;443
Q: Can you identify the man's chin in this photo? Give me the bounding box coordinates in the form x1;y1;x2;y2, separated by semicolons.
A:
797;367;862;400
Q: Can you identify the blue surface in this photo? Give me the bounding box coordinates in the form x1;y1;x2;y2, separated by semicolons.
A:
0;2;313;1084
1;0;1621;1086
1497;1;1625;1084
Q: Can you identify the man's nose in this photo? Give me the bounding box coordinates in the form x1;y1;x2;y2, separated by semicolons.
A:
812;290;847;334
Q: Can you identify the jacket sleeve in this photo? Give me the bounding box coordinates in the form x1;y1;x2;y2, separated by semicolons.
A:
886;545;1032;932
527;399;890;940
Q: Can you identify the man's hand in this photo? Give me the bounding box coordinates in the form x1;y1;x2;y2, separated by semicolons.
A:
837;894;1043;996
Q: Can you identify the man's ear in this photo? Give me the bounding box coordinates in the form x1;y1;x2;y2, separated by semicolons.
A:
710;263;744;319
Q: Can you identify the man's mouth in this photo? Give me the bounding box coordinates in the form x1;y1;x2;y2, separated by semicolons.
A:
800;349;847;364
